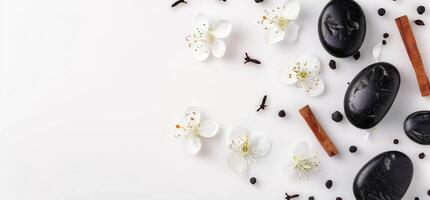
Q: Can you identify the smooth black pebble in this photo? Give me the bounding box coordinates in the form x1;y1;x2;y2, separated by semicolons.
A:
353;151;413;200
318;0;366;58
329;59;336;70
344;62;400;129
404;111;430;145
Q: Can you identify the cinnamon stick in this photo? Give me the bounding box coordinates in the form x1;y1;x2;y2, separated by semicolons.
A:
299;105;339;157
395;15;430;97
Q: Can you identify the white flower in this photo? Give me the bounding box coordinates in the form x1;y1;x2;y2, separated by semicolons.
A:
174;107;219;155
284;141;319;180
226;126;271;173
185;14;232;61
258;0;300;44
279;55;325;97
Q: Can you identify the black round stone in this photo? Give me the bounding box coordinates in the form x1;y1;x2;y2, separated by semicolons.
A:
325;180;333;189
393;139;399;144
419;152;425;159
383;33;389;38
278;110;286;118
349;145;358;153
250;177;257;184
308;196;315;200
332;111;343;122
378;8;386;16
417;6;425;15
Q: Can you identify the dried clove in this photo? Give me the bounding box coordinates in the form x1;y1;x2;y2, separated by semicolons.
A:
285;193;300;200
244;53;261;64
257;95;267;112
171;0;187;7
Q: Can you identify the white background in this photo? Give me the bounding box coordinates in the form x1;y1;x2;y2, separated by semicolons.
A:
1;0;430;199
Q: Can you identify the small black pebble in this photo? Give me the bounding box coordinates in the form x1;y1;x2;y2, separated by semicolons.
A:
278;110;286;118
250;177;257;184
383;33;389;38
419;152;425;159
325;180;333;189
331;111;343;122
378;8;386;16
393;139;399;144
415;20;425;26
382;40;387;45
308;196;315;200
417;6;425;15
329;59;336;70
349;145;358;153
353;51;361;60
336;198;343;200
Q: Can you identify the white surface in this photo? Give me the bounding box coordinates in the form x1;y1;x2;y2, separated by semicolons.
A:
1;0;430;199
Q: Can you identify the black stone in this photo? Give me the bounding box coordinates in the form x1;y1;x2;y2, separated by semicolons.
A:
331;111;343;122
344;62;400;129
329;59;336;69
325;180;333;189
250;177;257;184
404;111;430;145
378;8;386;16
318;0;366;58
353;151;413;200
417;6;425;15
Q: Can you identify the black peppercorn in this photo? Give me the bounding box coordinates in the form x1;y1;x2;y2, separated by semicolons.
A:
419;152;425;159
383;33;389;38
278;110;286;118
349;145;358;153
336;198;343;200
331;111;343;122
329;60;336;70
255;0;264;3
427;189;430;196
382;40;387;45
417;6;425;15
393;139;399;144
414;197;419;200
353;51;361;60
308;196;315;200
250;177;257;184
378;8;386;16
325;180;333;189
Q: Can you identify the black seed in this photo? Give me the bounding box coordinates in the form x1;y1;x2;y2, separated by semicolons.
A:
415;20;425;26
347;82;350;85
378;8;386;16
331;111;343;122
336;198;343;200
393;139;399;144
353;51;361;60
349;145;358;153
383;33;389;38
417;6;425;15
382;40;387;45
329;59;336;70
308;196;315;200
278;110;286;118
325;180;333;189
419;152;425;159
250;177;257;184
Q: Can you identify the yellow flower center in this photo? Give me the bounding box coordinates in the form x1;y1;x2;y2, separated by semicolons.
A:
298;71;308;79
277;17;289;29
207;28;215;44
241;136;250;156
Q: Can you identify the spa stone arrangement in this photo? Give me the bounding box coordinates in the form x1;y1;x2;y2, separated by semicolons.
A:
172;0;429;199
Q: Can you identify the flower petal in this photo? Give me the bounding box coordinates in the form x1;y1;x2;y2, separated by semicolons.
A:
280;67;298;85
298;55;320;74
184;107;201;125
284;0;300;20
226;126;249;144
372;42;383;62
293;140;310;158
198;120;219;138
250;134;271;158
211;39;226;58
213;20;232;38
265;28;285;44
185;136;201;155
227;152;248;173
307;77;325;97
192;45;210;61
195;14;210;31
284;22;300;42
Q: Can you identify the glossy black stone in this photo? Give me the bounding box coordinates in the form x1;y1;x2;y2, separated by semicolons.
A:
318;0;366;58
353;151;413;200
404;111;430;145
344;62;400;129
